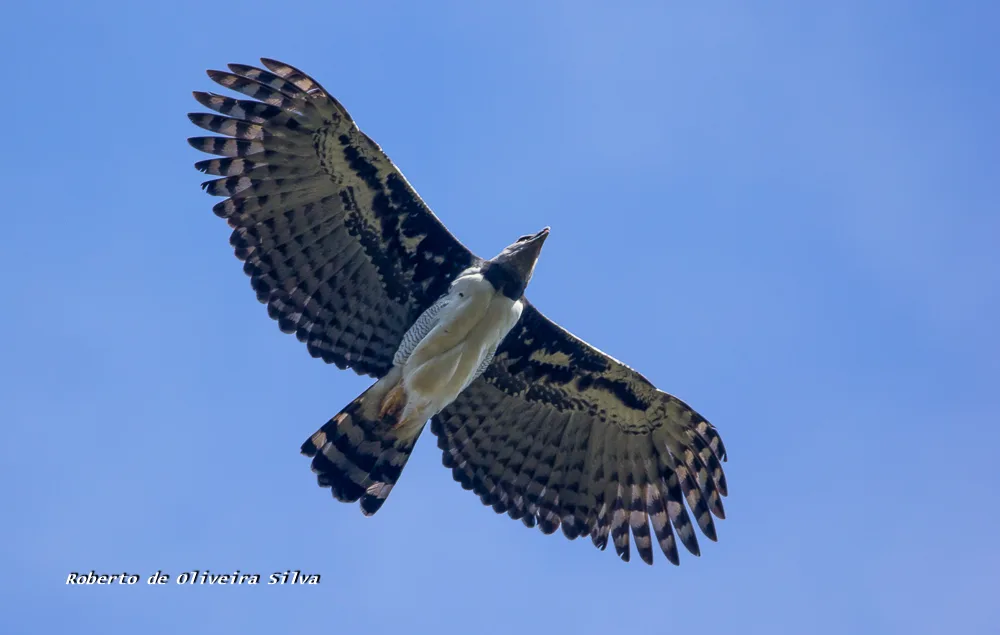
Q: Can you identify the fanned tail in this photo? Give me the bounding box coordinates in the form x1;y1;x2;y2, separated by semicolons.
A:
301;371;424;515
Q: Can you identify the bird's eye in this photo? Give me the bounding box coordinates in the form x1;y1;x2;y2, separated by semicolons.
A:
517;234;532;242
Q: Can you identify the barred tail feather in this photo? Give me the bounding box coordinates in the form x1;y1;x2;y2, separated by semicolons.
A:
300;372;423;516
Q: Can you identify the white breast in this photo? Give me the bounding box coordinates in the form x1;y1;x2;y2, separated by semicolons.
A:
400;273;522;419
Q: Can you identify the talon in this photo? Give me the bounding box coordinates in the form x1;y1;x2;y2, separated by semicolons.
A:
378;384;406;420
393;413;419;433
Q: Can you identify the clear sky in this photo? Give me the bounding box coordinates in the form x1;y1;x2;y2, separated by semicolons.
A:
3;1;998;633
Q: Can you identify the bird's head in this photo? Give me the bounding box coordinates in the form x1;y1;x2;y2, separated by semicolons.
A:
483;227;550;299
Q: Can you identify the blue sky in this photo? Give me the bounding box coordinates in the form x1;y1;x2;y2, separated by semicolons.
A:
3;1;998;633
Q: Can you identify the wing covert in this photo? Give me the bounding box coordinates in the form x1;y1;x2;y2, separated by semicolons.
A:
189;59;477;377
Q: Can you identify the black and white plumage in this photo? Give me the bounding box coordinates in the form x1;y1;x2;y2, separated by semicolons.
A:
189;59;728;565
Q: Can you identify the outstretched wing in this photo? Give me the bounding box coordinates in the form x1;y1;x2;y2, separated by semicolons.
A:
189;59;477;377
431;303;727;565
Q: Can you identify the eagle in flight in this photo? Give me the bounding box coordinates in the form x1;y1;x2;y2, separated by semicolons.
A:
188;59;728;565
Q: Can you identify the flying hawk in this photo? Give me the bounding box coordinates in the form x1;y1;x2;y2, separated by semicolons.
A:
188;59;728;565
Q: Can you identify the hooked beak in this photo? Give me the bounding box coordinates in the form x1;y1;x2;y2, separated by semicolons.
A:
527;227;550;245
521;227;549;256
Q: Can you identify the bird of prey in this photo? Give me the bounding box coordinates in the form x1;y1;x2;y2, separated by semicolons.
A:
188;59;728;565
